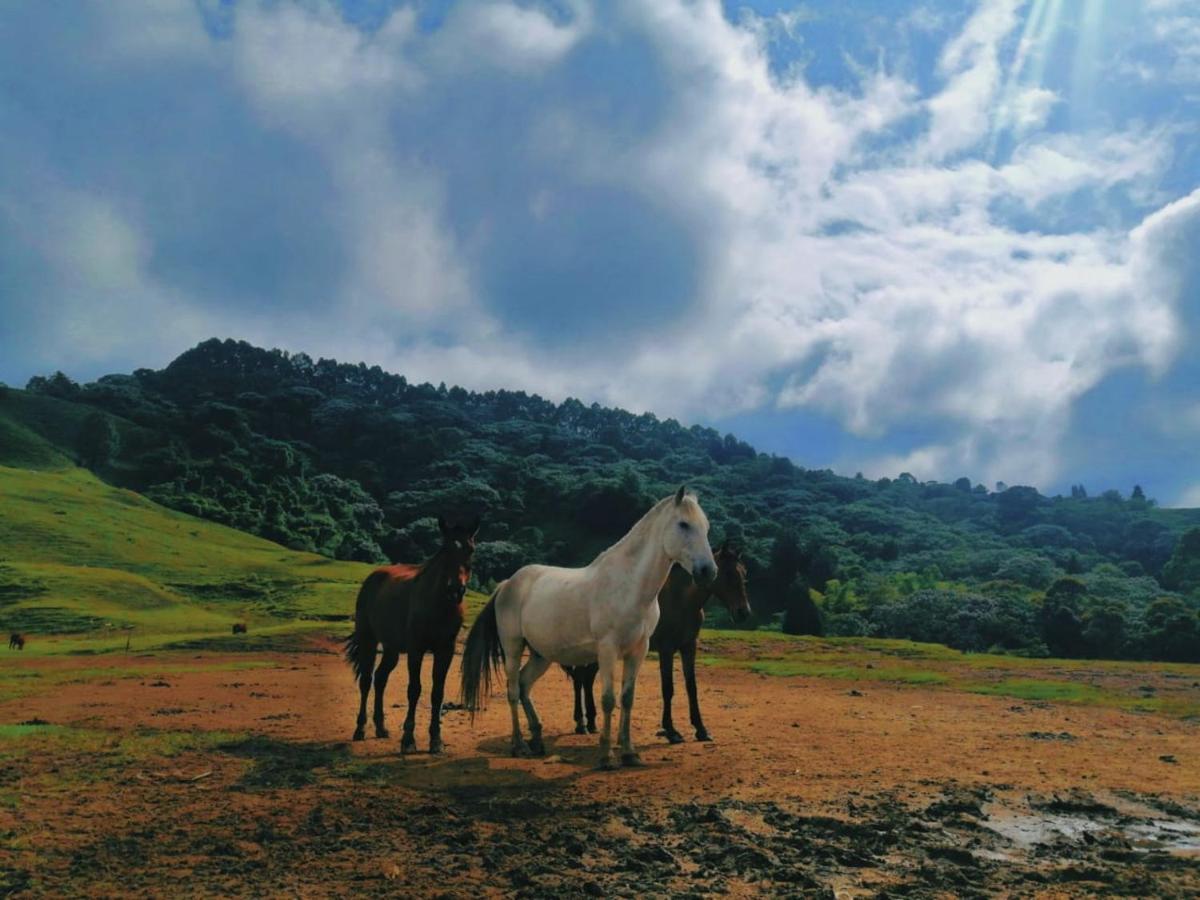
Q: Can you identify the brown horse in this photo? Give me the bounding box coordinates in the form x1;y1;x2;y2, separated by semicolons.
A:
9;633;25;650
232;623;248;635
345;516;478;753
566;542;750;741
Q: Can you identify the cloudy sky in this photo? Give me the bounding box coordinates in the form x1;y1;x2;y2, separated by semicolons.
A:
2;0;1198;503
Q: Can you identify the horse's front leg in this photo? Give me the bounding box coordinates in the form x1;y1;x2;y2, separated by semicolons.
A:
618;638;649;767
596;645;619;770
428;642;454;754
571;669;586;734
658;648;684;744
583;664;598;734
680;641;711;742
401;651;423;753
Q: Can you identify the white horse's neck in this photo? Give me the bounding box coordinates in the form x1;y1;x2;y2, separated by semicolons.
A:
590;499;675;608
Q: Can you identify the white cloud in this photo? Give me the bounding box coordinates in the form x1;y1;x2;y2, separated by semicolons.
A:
1173;484;1200;509
1;188;217;367
431;0;590;73
4;0;1198;494
921;0;1022;160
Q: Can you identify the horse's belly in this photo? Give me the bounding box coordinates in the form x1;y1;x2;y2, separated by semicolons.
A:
553;641;599;667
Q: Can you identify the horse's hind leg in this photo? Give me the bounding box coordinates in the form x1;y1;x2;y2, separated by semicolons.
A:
504;646;531;757
428;643;453;754
681;642;711;741
401;650;424;753
518;654;551;755
353;641;377;742
659;648;684;744
372;646;400;739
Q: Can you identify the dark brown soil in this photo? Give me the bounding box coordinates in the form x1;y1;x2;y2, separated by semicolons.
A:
2;638;1197;897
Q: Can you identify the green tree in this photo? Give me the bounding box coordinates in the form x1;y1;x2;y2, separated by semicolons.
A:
78;412;120;471
1141;597;1200;662
1162;528;1200;595
1082;601;1128;658
782;577;823;636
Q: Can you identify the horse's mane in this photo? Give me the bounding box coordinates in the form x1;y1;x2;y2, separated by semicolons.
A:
588;493;690;568
389;545;452;582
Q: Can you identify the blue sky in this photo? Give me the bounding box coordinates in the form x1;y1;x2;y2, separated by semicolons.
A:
1;1;1198;504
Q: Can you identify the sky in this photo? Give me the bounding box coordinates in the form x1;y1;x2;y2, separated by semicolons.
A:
1;0;1198;504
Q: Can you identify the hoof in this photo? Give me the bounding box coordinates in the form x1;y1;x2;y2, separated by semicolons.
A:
375;727;390;739
620;752;645;768
597;755;618;771
429;737;445;755
696;729;713;742
352;730;365;742
400;733;417;754
511;740;532;758
574;723;587;735
587;723;598;735
665;730;685;745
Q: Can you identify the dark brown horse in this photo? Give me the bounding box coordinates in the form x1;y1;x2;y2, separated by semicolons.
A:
9;632;25;650
345;516;478;753
566;542;750;741
232;623;248;635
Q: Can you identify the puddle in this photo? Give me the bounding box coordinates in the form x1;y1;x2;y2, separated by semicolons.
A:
1125;819;1200;855
983;804;1200;857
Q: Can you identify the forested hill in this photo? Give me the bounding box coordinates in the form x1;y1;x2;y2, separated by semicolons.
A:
6;337;1200;661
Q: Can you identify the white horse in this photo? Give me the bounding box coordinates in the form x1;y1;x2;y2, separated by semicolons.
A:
460;486;717;769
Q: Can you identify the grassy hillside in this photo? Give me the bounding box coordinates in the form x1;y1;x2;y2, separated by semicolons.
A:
0;463;373;655
8;341;1200;663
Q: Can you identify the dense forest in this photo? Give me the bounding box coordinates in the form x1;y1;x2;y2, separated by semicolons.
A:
8;338;1200;662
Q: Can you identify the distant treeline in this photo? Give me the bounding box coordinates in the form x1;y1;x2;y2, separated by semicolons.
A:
14;337;1200;662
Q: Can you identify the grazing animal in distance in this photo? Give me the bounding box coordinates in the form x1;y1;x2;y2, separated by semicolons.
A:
9;632;25;650
460;487;717;770
566;541;751;743
232;623;248;635
345;516;479;753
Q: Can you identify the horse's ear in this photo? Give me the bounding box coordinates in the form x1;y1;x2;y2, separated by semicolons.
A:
469;516;481;538
674;485;687;506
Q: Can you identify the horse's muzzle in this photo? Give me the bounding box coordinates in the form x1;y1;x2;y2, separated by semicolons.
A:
693;562;717;585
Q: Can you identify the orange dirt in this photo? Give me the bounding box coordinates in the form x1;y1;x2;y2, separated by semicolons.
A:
2;639;1198;898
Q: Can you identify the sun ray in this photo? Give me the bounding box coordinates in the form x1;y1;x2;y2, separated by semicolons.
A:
1070;0;1106;127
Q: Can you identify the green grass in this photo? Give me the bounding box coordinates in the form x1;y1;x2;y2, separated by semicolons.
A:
694;629;1200;718
0;463;372;653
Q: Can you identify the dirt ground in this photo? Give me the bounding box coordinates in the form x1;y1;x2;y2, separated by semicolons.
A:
2;639;1199;898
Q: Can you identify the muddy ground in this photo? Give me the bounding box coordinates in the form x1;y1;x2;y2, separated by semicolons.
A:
2;639;1199;898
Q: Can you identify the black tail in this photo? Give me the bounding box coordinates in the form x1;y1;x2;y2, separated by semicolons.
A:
460;589;505;720
344;570;387;681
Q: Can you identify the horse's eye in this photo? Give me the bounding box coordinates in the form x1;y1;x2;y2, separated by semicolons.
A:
678;521;690;531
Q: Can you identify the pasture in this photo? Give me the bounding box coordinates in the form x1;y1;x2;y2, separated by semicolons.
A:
1;465;1199;896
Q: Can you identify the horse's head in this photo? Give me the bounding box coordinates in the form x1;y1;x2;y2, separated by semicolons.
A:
438;515;480;595
711;541;751;623
662;485;717;585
